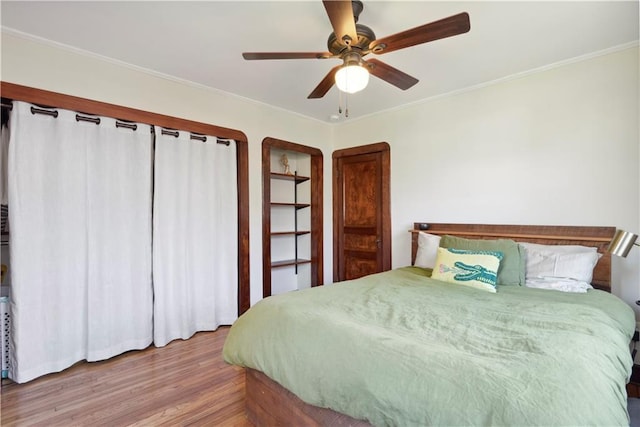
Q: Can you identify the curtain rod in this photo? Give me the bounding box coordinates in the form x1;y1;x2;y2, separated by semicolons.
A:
31;106;58;118
116;121;137;131
161;128;231;145
9;102;233;143
76;114;100;125
29;108;141;132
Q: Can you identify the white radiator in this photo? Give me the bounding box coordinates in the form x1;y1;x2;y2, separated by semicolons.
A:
0;296;9;378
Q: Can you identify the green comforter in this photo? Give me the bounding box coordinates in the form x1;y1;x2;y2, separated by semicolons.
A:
223;267;635;426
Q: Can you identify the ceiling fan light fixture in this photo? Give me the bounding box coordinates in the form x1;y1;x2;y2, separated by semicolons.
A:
335;63;369;94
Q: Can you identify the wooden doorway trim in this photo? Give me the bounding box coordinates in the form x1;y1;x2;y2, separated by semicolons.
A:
332;142;391;282
0;81;251;315
262;137;324;298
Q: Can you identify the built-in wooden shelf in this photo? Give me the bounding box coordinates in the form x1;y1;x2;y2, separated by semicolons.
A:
271;258;312;268
270;172;310;183
263;138;323;298
271;202;310;210
271;231;311;236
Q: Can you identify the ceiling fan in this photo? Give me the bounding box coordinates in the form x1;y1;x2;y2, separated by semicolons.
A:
242;0;470;99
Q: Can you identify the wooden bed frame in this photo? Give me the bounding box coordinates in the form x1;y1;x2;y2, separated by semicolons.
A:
245;223;617;426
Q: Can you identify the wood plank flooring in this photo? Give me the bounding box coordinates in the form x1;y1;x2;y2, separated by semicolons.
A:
1;327;252;426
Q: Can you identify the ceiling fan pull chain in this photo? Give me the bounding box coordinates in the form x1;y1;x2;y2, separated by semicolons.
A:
345;92;349;118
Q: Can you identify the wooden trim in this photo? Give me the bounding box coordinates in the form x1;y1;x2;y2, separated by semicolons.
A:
263;137;323;157
1;82;251;315
332;142;391;282
262;143;273;299
0;82;245;141
410;222;615;291
262;137;323;298
332;141;390;159
236;141;250;314
245;368;371;427
310;148;324;290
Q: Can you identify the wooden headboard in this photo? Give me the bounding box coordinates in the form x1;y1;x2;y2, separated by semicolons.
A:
410;223;616;292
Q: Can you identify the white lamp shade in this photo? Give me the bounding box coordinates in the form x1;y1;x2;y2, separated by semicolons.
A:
335;64;369;94
608;229;638;257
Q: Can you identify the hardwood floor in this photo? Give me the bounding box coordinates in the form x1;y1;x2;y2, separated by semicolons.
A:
1;327;252;426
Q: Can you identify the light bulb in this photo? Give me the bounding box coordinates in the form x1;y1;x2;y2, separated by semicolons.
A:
335;64;369;94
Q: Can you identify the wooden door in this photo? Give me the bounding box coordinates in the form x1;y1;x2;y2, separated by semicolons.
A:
333;143;391;282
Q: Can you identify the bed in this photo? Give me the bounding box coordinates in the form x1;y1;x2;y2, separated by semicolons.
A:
223;223;635;426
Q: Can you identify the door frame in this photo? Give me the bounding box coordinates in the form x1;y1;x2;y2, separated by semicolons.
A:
332;142;391;282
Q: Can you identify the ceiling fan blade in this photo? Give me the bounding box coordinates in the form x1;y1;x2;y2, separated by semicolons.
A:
369;12;470;55
243;52;334;60
308;65;341;99
365;59;418;90
322;0;358;47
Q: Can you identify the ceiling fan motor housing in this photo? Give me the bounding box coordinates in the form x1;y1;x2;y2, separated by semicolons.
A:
327;23;376;56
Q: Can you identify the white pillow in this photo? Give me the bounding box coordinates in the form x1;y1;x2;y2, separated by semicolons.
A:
519;242;597;254
519;242;600;283
414;232;441;269
524;277;593;293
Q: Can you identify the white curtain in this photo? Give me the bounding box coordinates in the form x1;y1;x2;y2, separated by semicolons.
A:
153;129;237;347
8;102;153;383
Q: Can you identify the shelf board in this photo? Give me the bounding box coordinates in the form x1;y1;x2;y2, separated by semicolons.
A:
270;172;310;183
272;258;312;268
271;231;311;236
271;202;310;210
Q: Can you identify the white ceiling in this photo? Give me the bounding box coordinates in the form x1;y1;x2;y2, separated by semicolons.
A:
1;1;638;123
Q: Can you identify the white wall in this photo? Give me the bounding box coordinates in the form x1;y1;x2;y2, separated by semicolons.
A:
3;32;639;315
332;46;640;313
0;32;334;306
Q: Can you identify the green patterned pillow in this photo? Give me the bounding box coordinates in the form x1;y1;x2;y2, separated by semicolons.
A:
440;235;525;286
431;247;504;293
